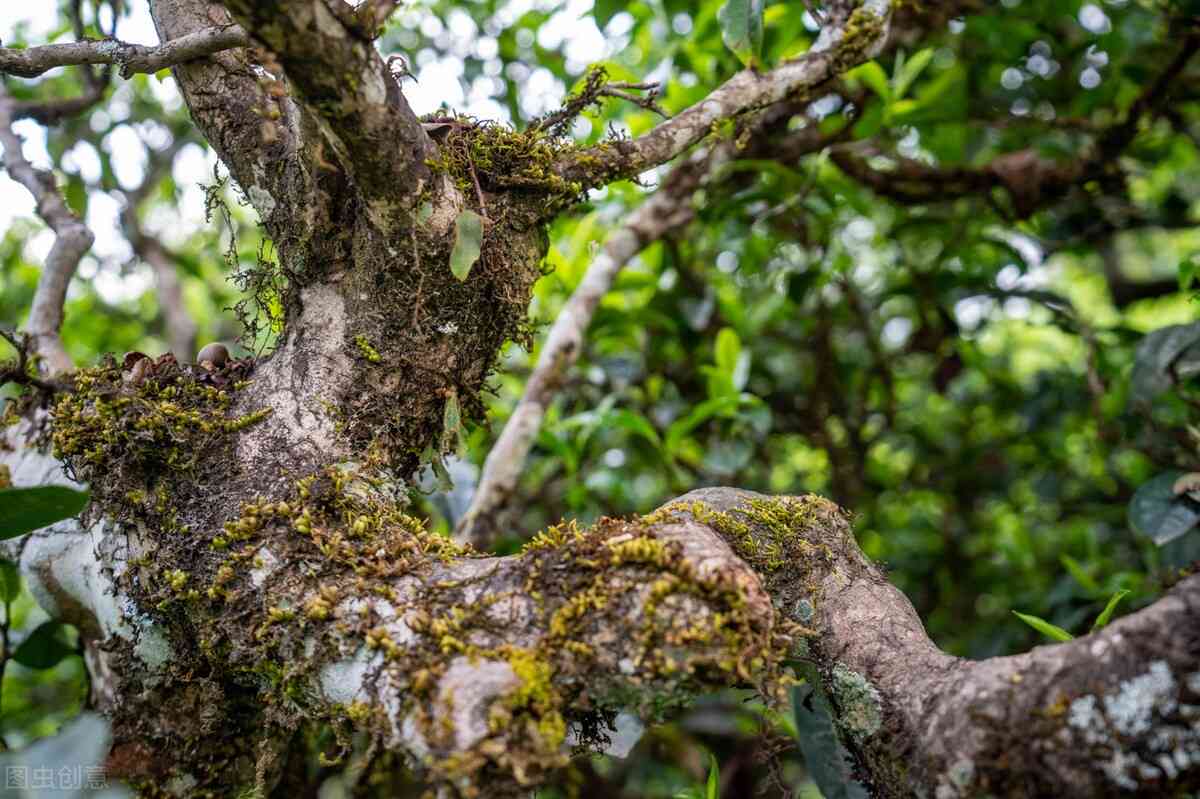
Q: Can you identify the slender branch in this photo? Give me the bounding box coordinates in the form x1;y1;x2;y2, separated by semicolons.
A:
119;137;200;358
453;171;701;545
555;0;891;189
0;25;248;79
456;112;845;547
0;328;66;395
829;28;1200;219
0;87;93;375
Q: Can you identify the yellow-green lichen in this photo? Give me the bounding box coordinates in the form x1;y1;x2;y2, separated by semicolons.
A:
353;334;382;363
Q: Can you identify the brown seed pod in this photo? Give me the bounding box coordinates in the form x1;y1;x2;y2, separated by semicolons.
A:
196;343;230;368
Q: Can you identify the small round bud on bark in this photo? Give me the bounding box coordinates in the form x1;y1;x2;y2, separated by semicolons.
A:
196;343;229;368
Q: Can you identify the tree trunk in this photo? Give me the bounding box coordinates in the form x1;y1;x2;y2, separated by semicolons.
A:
1;1;1197;797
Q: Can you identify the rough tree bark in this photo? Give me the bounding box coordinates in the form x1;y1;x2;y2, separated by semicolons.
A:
1;1;1198;798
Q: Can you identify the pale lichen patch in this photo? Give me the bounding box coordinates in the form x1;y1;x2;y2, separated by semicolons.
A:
830;663;883;742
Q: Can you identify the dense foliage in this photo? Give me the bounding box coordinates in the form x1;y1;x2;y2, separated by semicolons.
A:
2;0;1199;795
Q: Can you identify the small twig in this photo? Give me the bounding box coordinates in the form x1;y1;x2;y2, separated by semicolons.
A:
531;67;667;137
465;150;489;221
0;328;65;395
386;53;416;82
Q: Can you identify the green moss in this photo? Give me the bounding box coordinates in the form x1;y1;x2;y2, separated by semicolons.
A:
50;355;268;530
353;334;382;363
836;2;887;67
420;114;585;213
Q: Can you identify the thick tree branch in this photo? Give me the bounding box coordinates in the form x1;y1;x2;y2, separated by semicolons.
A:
0;25;248;79
5;441;1197;797
0;86;93;374
148;0;318;235
556;0;890;189
218;0;435;225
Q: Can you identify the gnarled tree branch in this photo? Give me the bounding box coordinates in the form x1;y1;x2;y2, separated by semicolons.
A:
218;0;434;226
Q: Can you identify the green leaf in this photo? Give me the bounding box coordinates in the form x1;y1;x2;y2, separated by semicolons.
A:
1130;323;1200;408
416;201;433;225
607;409;662;447
717;0;765;69
1128;471;1200;546
1091;589;1130;631
665;395;741;454
443;390;461;435
1177;254;1199;291
442;389;466;456
1012;611;1074;642
12;621;76;669
706;752;720;799
0;486;91;539
1059;554;1100;595
449;210;485;282
851;102;885;138
791;685;870;799
893;48;935;101
154;67;172;81
850;61;891;103
714;327;741;375
593;0;624;29
64;174;88;218
0;558;19;604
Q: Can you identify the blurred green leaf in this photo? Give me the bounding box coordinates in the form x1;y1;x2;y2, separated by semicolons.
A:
0;486;91;539
593;0;624;29
0;558;19;605
1091;589;1130;631
449;210;485;282
1130;323;1200;408
64;174;88;218
1128;471;1200;546
791;685;869;799
850;61;891;103
717;0;764;68
12;621;76;669
893;48;935;100
1012;611;1074;642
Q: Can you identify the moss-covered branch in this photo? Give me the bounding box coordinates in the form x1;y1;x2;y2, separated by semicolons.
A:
553;0;891;190
7;387;1199;797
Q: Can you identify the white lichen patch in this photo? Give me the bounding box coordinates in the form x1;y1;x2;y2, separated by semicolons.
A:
1067;660;1200;790
830;663;883;742
319;650;381;705
246;184;276;219
435;657;521;752
236;283;353;471
249;547;281;588
1104;660;1175;736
